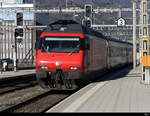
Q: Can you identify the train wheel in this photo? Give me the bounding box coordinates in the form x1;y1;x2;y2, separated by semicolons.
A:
68;80;72;89
52;79;56;88
49;79;53;88
65;79;72;89
49;79;56;88
37;78;49;89
55;72;61;88
36;71;49;89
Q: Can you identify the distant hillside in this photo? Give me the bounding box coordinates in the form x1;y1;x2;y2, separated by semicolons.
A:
34;0;133;8
35;0;133;25
33;0;136;43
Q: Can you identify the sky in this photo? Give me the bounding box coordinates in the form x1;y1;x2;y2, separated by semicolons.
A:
0;0;23;4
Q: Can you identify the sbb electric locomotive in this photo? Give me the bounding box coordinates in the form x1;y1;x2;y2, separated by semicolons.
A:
36;20;133;90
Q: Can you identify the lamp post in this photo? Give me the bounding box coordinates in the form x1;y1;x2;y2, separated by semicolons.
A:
0;18;3;60
66;0;68;9
133;0;137;69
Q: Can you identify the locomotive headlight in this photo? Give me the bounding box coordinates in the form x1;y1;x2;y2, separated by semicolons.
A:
70;67;80;70
56;61;62;66
38;66;48;69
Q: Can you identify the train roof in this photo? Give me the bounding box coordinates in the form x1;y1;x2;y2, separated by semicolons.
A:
42;20;132;46
43;20;83;33
107;37;133;46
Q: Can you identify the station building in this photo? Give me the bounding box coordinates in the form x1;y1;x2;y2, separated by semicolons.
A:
0;0;34;66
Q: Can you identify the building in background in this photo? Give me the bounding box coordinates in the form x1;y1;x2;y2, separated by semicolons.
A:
0;0;135;63
0;18;3;59
0;1;34;65
23;0;33;4
0;0;23;4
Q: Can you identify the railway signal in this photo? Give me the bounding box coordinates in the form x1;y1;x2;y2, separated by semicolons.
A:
16;12;23;26
84;4;92;28
82;18;92;28
14;28;23;72
86;19;92;28
15;28;23;38
85;4;92;18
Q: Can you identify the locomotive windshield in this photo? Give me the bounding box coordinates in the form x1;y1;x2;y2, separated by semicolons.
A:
39;37;80;53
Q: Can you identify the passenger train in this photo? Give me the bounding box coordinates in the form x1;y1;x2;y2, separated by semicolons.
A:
36;20;133;90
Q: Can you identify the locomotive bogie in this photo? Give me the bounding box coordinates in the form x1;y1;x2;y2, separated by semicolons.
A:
36;71;84;90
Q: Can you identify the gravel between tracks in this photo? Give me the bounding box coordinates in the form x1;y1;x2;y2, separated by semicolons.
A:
13;93;68;112
0;85;47;111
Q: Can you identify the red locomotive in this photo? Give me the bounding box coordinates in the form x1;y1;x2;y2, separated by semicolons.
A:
36;20;133;90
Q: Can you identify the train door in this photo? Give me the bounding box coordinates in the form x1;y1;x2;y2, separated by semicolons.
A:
86;38;91;71
106;41;111;69
83;37;90;72
85;37;93;72
126;46;129;64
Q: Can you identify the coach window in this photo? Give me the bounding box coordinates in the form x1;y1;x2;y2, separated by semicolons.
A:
85;38;90;50
111;48;113;57
80;39;86;50
87;39;90;50
38;38;43;49
111;47;114;57
109;47;111;57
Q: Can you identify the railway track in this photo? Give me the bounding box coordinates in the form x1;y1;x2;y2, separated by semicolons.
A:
0;65;132;113
0;74;37;95
0;81;37;95
0;73;75;113
1;90;73;113
0;74;36;87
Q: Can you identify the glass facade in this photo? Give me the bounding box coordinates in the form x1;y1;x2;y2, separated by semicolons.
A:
0;0;34;61
0;0;23;4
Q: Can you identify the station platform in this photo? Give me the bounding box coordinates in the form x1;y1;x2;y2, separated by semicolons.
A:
0;69;36;79
47;66;150;112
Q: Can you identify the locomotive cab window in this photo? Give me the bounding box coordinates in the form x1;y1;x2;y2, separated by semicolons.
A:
39;37;80;53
